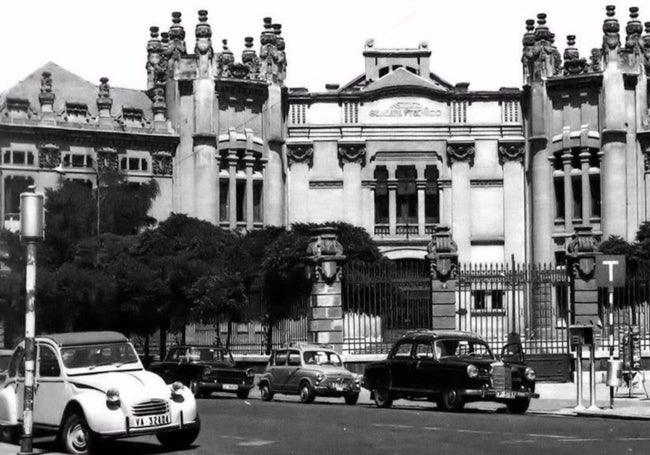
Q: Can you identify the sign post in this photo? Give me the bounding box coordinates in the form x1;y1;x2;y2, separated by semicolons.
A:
595;255;626;410
18;190;44;455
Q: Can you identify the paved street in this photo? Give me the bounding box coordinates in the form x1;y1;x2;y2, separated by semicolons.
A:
10;391;650;455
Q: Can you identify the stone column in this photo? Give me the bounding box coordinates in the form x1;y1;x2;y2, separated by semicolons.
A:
567;225;602;326
38;71;56;125
417;181;426;237
499;141;525;262
96;77;113;129
287;142;313;223
338;141;366;226
305;227;346;353
530;138;554;264
388;171;397;236
579;149;592;224
426;226;459;330
263;140;285;226
447;141;474;263
227;152;238;229
562;151;574;232
244;153;255;230
193;134;219;224
600;131;627;238
644;147;650;220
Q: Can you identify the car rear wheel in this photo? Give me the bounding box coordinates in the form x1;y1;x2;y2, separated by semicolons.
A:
237;389;250;399
437;388;465;412
260;382;274;401
299;381;316;403
373;381;393;408
345;393;359;405
506;397;530;414
156;416;200;450
61;413;94;455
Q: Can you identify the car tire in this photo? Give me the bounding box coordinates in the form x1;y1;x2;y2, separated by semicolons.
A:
299;381;316;403
0;425;19;444
156;416;200;450
61;413;94;455
345;393;359;405
437;388;465;412
373;381;393;408
260;382;274;401
237;389;250;399
506;398;530;414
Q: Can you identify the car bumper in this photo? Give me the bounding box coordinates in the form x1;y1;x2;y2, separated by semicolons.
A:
97;418;200;440
314;384;361;396
461;389;539;400
198;381;254;393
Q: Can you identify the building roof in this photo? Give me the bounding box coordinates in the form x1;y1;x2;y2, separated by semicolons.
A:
39;331;128;347
0;61;153;118
364;68;449;94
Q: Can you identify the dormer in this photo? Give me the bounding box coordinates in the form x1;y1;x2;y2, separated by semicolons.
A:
63;102;90;123
363;40;431;83
122;107;146;128
5;98;32;120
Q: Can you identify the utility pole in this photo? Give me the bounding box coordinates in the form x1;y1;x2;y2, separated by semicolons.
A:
18;189;44;455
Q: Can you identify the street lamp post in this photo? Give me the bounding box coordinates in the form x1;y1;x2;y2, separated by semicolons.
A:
18;189;44;455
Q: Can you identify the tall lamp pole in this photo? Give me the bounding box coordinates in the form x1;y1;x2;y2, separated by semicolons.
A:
19;189;44;455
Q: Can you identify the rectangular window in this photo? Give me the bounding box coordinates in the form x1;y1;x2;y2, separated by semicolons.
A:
572;176;582;220
451;100;467;123
236;180;246;222
425;165;440;224
554;178;565;220
253;180;263;222
590;173;601;218
343;102;359;123
396;166;417;225
374;166;389;225
472;290;504;311
473;290;486;310
219;180;229;222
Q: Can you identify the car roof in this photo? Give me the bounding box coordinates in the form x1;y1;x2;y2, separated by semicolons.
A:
281;342;336;351
401;330;486;341
169;345;227;350
37;331;128;347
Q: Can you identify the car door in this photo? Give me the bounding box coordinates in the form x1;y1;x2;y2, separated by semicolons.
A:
387;340;414;390
2;346;24;424
268;350;288;392
34;342;67;427
412;340;437;393
284;350;303;392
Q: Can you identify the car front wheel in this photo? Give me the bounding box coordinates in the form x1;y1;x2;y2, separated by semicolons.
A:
437;388;465;412
506;397;530;414
373;382;393;408
345;393;359;405
299;381;316;403
156;418;200;450
260;382;274;401
61;413;94;455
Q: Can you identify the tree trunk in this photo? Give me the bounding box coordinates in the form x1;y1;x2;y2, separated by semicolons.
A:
265;322;273;355
226;320;232;350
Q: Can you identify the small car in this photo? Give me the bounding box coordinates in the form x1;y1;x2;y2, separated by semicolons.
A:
0;349;12;383
149;345;255;399
362;329;539;413
0;331;199;454
258;342;361;404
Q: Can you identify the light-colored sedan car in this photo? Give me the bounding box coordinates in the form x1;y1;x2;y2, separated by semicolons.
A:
0;331;199;454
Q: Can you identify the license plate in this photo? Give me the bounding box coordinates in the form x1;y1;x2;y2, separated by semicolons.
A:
496;391;517;399
133;413;171;428
334;384;344;392
223;384;238;391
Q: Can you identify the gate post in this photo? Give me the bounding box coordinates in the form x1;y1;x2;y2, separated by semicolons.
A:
305;227;346;352
567;225;602;326
426;226;459;330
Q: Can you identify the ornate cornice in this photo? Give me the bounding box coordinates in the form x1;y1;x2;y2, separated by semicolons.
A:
337;142;366;168
287;142;314;168
446;142;475;167
498;141;525;165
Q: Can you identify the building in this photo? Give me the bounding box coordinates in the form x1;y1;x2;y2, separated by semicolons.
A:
1;6;649;266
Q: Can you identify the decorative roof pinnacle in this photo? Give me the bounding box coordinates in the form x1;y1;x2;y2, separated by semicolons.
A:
150;26;159;39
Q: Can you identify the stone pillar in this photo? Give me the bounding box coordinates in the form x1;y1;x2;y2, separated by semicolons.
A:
447;141;474;263
245;153;255;230
287;142;313;223
427;226;459;330
305;227;346;353
192;134;219;224
338;141;366;226
600;131;627;238
562;151;574;232
417;181;426;237
38;71;56;125
567;225;602;326
388;176;397;236
644;146;650;220
227;152;238;229
579;149;592;224
499;141;525;262
96;77;113;128
531;139;554;264
263;140;285;226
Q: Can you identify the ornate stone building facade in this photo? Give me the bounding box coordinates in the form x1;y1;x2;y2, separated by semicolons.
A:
1;6;649;266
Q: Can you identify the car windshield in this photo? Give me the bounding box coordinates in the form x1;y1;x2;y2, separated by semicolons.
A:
61;343;140;370
303;350;342;366
434;339;494;360
166;347;233;364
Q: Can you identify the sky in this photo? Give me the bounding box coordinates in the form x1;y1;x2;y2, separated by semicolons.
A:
1;0;647;93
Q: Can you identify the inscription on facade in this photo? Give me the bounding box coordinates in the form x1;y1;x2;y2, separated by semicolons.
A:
361;98;447;124
369;101;442;118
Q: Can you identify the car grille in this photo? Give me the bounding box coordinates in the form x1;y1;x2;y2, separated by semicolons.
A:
491;364;512;391
322;376;354;387
132;399;169;417
206;370;249;384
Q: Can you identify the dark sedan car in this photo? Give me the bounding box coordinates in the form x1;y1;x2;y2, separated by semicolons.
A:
149;345;255;398
362;330;539;413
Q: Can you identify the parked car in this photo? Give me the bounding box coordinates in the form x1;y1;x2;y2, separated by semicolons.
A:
258;342;361;404
362;330;539;413
0;349;12;383
0;331;199;454
149;345;255;399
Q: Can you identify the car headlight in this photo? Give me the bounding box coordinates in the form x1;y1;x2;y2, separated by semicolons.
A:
354;374;361;385
106;387;120;409
525;367;536;381
202;367;212;377
316;373;324;384
171;381;185;402
246;368;255;378
467;364;479;379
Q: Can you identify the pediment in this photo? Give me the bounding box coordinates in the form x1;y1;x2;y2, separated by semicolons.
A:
365;68;449;93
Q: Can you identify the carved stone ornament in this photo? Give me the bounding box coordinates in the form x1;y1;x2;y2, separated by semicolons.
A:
563;35;588;75
96;147;119;172
567;225;599;277
426;225;459;283
643;23;650;76
152;151;173;176
216;39;235;77
97;77;112;110
38;143;61;169
337;143;366;168
166;11;187;75
446;142;475;167
602;5;621;53
305;227;346;285
498;142;525;165
521;19;536;83
242;37;261;79
287;143;314;168
39;71;55;104
588;48;603;72
625;7;643;51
